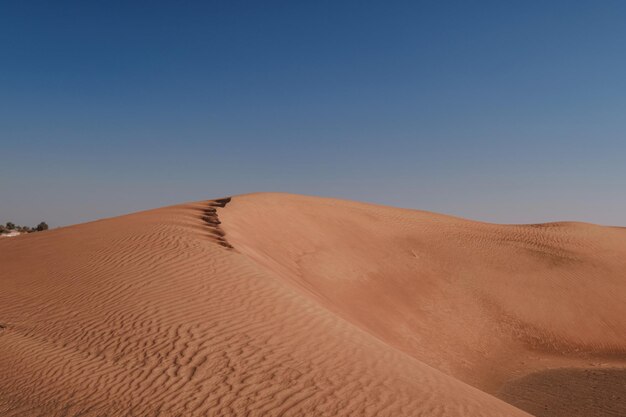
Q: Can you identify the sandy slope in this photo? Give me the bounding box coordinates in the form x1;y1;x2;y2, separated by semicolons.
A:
1;193;624;416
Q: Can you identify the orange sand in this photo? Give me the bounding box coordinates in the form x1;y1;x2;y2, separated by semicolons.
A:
1;193;624;416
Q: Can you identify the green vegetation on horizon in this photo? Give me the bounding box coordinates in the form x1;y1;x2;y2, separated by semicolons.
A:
0;221;48;235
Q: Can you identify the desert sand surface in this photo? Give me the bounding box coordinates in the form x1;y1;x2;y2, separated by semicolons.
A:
1;193;625;417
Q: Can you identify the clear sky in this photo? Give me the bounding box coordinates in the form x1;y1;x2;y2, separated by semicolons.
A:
2;1;626;227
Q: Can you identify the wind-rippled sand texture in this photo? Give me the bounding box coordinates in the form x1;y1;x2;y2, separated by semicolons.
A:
1;193;625;416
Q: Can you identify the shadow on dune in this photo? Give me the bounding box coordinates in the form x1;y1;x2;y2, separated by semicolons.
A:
498;368;626;417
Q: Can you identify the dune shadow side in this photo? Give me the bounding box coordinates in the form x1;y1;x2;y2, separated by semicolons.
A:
498;368;626;417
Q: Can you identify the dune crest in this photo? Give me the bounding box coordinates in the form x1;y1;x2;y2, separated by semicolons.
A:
1;193;625;416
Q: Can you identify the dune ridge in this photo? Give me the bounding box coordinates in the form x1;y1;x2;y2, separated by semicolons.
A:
1;193;624;416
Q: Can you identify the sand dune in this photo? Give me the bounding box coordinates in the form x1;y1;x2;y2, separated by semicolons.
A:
1;193;624;416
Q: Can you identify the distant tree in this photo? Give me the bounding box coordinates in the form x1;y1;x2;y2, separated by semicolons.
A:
0;225;6;234
6;222;15;230
36;222;49;232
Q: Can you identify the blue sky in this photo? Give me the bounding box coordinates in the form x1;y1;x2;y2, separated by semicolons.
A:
2;1;626;226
